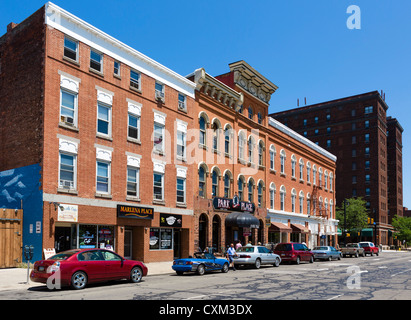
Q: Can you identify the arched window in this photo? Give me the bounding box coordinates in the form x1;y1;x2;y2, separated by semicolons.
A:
248;178;255;202
319;167;323;188
280;149;286;174
238;175;245;200
248;106;253;120
224;170;232;198
299;191;304;214
313;165;317;185
212;119;221;152
291;154;296;178
280;185;286;211
306;162;311;183
224;125;232;155
238;131;246;161
306;193;311;215
199;115;207;146
269;183;276;210
198;164;208;197
258;141;264;166
248;136;255;163
299;158;304;181
324;170;328;189
257;180;264;208
212;169;219;197
269;145;276;170
329;172;334;191
291;188;297;213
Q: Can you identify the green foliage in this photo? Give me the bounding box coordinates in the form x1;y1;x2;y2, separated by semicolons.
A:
391;215;411;244
336;197;369;233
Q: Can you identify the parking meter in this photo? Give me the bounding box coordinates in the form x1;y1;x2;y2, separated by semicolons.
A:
24;245;34;284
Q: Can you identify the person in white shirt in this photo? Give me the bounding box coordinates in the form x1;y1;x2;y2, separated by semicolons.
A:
226;243;237;271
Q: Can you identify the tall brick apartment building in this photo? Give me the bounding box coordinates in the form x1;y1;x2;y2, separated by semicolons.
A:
271;91;404;246
0;3;197;262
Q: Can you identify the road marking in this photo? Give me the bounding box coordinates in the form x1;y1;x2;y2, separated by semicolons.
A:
328;294;343;300
391;268;411;277
378;266;387;269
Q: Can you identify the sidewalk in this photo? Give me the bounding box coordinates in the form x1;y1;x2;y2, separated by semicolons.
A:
0;261;174;292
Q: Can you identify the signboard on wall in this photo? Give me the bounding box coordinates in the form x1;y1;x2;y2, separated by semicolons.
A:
212;196;255;214
160;213;182;228
58;204;78;222
117;205;154;219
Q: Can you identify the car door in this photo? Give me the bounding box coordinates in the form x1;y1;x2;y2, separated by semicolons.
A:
301;244;310;261
77;250;106;282
101;250;127;280
257;247;267;264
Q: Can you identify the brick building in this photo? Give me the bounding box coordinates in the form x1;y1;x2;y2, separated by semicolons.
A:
188;61;338;252
0;3;338;263
271;91;404;246
0;3;197;262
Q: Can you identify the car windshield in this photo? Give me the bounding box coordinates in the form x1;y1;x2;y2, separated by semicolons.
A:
275;244;292;251
48;250;79;260
194;252;215;259
237;247;255;253
313;247;329;250
346;244;357;248
359;243;369;247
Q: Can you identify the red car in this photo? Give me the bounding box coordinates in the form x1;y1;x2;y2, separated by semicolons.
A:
30;248;148;290
274;242;314;264
359;242;380;256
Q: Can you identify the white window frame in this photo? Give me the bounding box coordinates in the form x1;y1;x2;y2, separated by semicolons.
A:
60;89;78;127
63;36;79;62
97;102;112;137
96;160;111;195
90;49;103;73
59;152;77;190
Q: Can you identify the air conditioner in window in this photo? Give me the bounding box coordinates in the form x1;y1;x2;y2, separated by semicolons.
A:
178;101;186;110
155;90;165;103
61;116;74;126
60;179;74;189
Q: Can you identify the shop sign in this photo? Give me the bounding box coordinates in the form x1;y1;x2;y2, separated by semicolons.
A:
58;204;78;222
117;205;154;219
160;213;182;228
43;248;56;260
213;196;255;213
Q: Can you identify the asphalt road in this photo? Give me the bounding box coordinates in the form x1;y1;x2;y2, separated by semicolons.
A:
1;251;410;301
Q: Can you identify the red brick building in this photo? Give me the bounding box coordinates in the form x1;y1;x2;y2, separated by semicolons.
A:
271;91;404;246
188;62;338;252
0;3;197;262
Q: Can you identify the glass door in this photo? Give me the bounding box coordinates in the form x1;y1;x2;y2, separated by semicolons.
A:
124;229;132;259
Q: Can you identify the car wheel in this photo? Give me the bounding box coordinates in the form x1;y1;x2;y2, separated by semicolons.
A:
355;252;359;258
274;257;280;267
328;256;332;261
176;271;184;276
376;251;379;256
338;254;341;260
295;256;300;265
130;266;143;283
71;271;87;290
222;263;229;273
197;264;205;275
309;255;314;263
254;258;261;269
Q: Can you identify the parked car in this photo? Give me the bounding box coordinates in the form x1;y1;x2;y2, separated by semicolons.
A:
341;243;365;258
234;245;281;269
359;242;379;256
274;243;314;264
30;248;148;290
312;246;342;261
172;252;229;275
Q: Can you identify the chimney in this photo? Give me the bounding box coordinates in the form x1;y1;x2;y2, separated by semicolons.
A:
7;22;18;33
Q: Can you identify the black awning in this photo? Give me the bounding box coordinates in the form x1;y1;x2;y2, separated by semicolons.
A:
225;212;260;229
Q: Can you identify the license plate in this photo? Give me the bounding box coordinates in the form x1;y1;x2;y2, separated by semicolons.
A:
281;254;285;256
38;266;44;271
178;261;184;265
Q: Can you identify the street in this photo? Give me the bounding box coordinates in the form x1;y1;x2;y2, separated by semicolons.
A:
0;252;410;301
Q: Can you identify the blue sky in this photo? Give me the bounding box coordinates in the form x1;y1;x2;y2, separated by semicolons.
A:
1;0;410;207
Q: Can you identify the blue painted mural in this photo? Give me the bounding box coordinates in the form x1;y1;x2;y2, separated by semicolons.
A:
0;163;43;262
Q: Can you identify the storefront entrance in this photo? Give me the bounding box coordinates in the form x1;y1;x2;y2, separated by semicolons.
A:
124;229;132;259
55;226;72;253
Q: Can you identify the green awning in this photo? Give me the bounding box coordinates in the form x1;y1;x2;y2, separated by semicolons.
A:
361;228;373;237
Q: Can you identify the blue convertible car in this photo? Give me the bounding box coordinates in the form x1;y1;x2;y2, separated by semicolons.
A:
172;252;230;275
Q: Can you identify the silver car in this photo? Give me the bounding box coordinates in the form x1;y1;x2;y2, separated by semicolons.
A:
234;245;281;269
312;246;342;261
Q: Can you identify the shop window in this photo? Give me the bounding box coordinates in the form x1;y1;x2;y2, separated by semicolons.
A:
149;228;173;250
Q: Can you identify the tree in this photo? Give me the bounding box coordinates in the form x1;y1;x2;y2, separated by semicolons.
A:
336;197;369;235
391;215;411;246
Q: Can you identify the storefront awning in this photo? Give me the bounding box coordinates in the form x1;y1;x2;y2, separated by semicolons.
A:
361;228;373;237
269;222;292;233
225;212;260;229
291;223;310;234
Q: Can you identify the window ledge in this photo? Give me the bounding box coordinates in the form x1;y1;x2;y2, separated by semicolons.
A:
153;199;165;205
95;193;112;199
127;137;141;145
126;196;141;202
57;188;78;195
96;133;113;141
62;56;80;67
59;122;79;132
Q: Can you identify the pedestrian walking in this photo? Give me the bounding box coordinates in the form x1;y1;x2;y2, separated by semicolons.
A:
226;243;237;271
235;240;242;250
